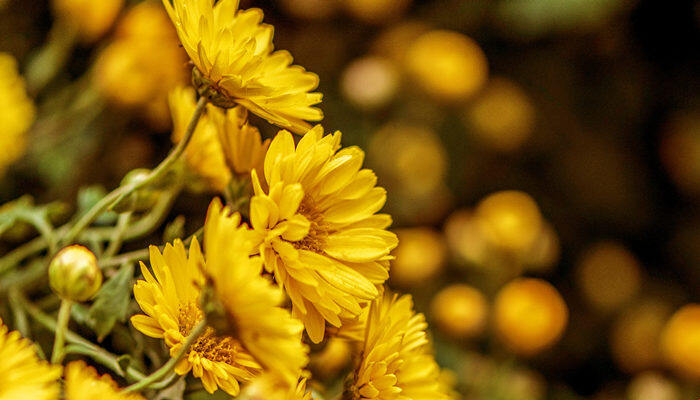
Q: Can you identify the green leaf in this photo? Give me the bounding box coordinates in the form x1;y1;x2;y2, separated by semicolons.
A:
87;263;134;341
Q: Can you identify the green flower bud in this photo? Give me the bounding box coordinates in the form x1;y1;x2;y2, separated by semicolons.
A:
111;168;161;213
49;245;102;302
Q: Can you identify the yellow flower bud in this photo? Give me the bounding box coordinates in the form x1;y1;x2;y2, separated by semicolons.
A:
49;245;102;302
660;304;700;380
494;278;568;356
431;284;488;339
111;168;161;213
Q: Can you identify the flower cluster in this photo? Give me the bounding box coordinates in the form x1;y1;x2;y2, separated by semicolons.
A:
0;0;453;399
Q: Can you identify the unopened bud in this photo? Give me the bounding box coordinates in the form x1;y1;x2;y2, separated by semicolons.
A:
111;168;161;213
49;245;102;302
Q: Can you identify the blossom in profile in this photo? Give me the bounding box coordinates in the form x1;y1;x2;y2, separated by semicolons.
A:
0;318;61;400
169;87;232;192
249;126;397;343
209;106;271;181
203;199;308;386
0;53;35;177
63;361;145;400
162;0;323;133
348;294;451;400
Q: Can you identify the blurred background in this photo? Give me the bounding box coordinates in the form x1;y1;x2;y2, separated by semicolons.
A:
1;0;699;398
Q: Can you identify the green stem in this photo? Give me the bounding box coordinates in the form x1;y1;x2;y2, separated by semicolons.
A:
0;236;47;275
98;226;203;269
122;319;207;393
103;212;132;258
51;299;73;363
63;344;147;382
62;95;207;245
19;294;146;381
8;289;31;338
25;19;78;94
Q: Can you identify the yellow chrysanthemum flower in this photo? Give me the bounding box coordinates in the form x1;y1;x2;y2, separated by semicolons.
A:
130;238;261;396
248;126;398;343
0;319;61;400
52;0;123;42
64;361;144;400
348;294;450;400
162;0;323;133
169;86;232;191
210;106;271;180
0;53;35;177
243;374;316;400
203;199;308;386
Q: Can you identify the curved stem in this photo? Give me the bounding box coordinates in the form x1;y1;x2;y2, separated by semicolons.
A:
18;293;146;380
122;319;207;393
62;95;207;245
63;344;146;382
103;212;132;258
51;299;73;363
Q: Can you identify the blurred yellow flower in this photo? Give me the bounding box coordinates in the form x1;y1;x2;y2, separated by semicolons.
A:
494;278;568;356
372;21;429;65
169;87;232;192
131;239;261;396
660;303;700;380
576;241;642;312
52;0;123;42
407;30;488;102
349;294;451;400
443;209;490;268
523;221;560;273
431;284;488;339
64;361;144;400
390;228;447;287
310;337;352;380
660;110;700;198
162;0;323;133
115;0;176;41
249;127;397;343
610;300;670;374
475;190;543;254
627;372;680;400
368;123;448;196
95;1;187;129
242;374;316;400
0;53;35;177
0;318;61;400
343;0;411;24
210;106;271;179
204;199;308;386
341;56;399;110
464;77;536;153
